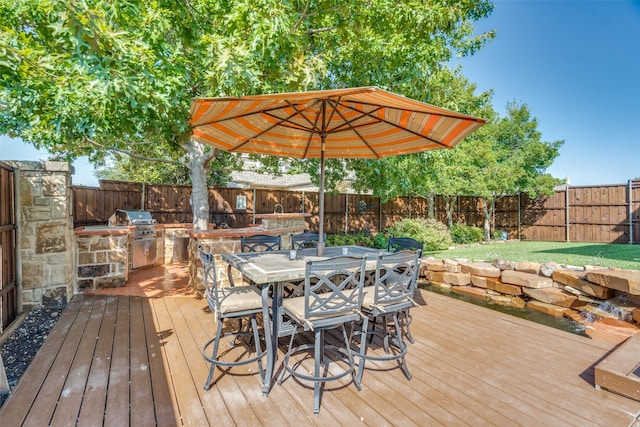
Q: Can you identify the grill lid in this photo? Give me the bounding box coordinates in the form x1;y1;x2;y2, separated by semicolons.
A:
114;209;156;226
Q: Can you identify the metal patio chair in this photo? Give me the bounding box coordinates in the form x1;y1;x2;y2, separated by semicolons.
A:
199;246;266;391
290;231;326;249
241;234;281;252
387;236;424;253
354;249;421;386
278;256;367;413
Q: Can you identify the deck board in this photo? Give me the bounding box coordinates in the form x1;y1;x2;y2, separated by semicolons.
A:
1;288;639;426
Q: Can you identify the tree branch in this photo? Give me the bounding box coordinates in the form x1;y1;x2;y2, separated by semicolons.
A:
305;26;338;35
204;147;219;165
291;0;311;32
83;137;184;166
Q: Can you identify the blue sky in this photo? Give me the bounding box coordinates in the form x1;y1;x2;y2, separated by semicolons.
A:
454;0;640;185
1;1;639;186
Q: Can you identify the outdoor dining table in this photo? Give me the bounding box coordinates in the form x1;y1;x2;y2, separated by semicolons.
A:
221;245;386;396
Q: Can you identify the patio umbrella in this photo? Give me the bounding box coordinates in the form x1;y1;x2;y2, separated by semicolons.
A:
189;86;486;255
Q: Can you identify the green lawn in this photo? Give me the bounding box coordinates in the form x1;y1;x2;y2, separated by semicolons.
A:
426;241;640;271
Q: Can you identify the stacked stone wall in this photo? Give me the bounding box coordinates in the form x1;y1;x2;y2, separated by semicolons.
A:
75;231;128;291
10;161;74;308
421;257;640;345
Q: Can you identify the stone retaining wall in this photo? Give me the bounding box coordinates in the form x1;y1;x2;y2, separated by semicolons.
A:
421;257;640;345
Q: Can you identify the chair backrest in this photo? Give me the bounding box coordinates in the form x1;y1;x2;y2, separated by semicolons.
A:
304;256;366;323
241;234;281;252
198;246;220;314
373;250;421;306
291;232;326;249
387;237;424;253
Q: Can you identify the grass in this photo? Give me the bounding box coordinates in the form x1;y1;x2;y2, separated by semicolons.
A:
426;241;640;271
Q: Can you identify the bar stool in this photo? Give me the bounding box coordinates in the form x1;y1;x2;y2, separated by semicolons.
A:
199;246;266;390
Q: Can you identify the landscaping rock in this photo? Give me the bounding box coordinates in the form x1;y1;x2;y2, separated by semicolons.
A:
487;279;522;296
523;287;585;308
586;269;640;296
514;261;541;275
452;286;489;301
470;275;489;288
443;259;460;273
491;258;515;271
584;318;640;345
526;300;568;317
539;261;563;278
429;281;452;291
425;271;445;283
553;269;615;299
444;272;471;286
460;262;500;278
422;257;445;271
563;309;587;326
487;294;526;309
501;270;553;289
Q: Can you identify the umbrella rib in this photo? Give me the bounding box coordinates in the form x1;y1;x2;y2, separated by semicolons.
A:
327;99;381;158
230;101;323;151
333;99;452;149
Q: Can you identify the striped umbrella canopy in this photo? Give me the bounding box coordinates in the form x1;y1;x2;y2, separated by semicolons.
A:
190;86;486;254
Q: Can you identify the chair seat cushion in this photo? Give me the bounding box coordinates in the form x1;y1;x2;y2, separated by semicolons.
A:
214;285;264;314
361;289;412;312
282;292;354;322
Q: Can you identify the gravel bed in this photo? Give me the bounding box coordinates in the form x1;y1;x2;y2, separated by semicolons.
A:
0;305;66;408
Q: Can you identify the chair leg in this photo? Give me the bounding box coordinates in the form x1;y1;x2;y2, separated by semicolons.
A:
382;315;391;354
314;328;322;414
278;329;297;385
392;313;411;380
354;316;369;390
250;315;265;382
368;316;378;344
204;319;224;390
403;308;415;344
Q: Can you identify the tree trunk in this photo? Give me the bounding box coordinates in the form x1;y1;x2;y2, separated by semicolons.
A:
481;198;491;240
443;195;455;227
428;191;435;219
185;139;212;231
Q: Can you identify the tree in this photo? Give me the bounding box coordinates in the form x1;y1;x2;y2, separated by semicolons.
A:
455;102;564;239
350;67;496;221
1;0;495;229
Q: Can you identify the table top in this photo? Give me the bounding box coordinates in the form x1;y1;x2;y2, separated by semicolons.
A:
222;246;385;284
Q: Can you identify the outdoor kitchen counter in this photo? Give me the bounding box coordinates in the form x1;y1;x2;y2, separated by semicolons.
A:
186;225;303;239
74;225;131;236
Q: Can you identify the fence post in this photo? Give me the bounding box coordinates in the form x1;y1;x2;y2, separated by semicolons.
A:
345;193;349;233
629;179;633;244
517;193;521;240
565;184;570;242
379;197;383;233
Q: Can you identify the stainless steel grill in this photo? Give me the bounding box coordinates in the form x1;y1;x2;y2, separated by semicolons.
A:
111;210;159;269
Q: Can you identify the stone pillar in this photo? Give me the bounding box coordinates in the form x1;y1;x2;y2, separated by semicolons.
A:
10;161;74;308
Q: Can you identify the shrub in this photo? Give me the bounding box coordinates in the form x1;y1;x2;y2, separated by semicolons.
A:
372;232;388;249
450;224;484;244
326;232;357;246
386;218;453;251
326;231;374;247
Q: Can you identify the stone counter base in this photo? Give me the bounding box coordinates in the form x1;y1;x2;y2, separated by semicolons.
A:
76;233;128;291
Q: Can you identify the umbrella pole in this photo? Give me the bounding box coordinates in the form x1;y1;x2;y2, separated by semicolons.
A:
317;144;326;256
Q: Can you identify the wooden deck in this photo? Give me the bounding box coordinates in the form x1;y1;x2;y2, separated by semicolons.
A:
1;275;639;426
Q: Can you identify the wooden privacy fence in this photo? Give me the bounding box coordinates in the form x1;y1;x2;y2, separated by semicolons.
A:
72;180;640;244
